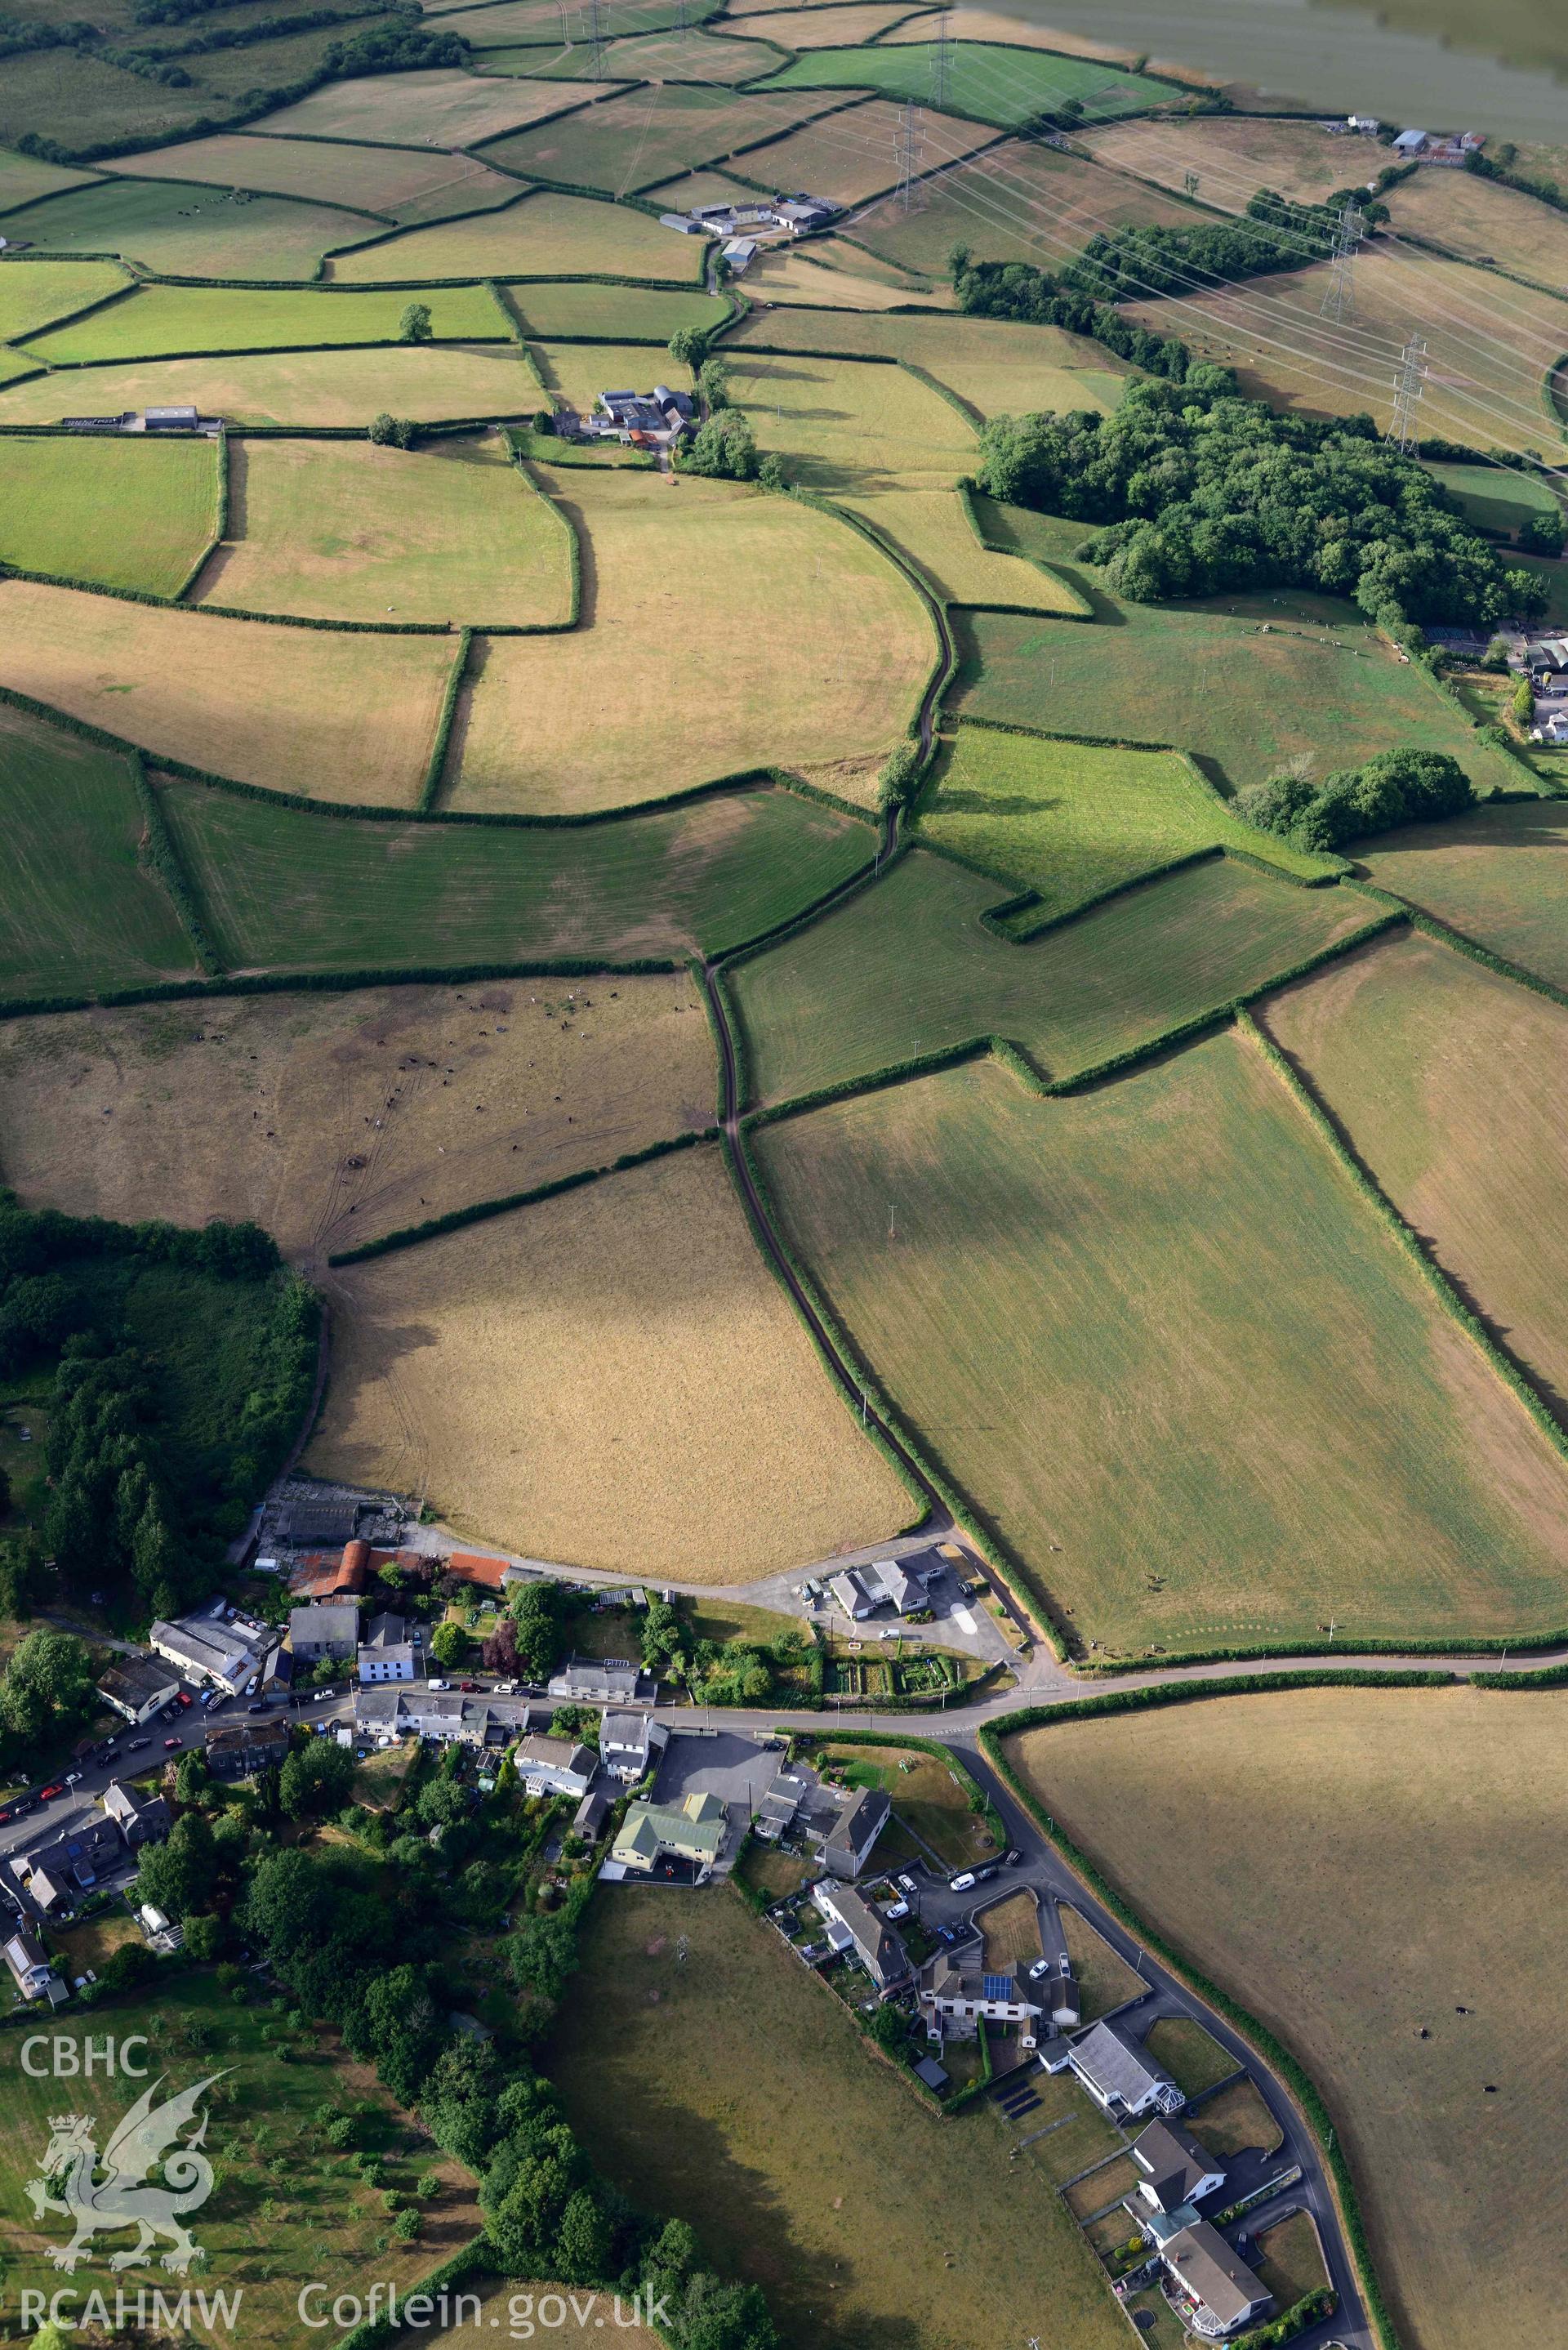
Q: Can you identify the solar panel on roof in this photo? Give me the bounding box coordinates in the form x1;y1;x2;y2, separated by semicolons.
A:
982;1973;1014;2001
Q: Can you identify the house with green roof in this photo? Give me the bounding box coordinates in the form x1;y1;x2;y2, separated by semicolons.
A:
610;1789;728;1880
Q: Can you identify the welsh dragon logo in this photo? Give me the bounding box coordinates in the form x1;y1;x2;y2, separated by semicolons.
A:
25;2072;225;2274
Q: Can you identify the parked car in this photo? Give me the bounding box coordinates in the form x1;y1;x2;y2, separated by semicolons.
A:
896;1872;919;1895
459;1679;479;1692
1027;1956;1053;1981
246;1703;266;1715
1004;1849;1022;1866
0;1809;12;1826
63;1772;81;1787
949;1871;976;1893
884;1898;910;1921
176;1691;193;1708
314;1690;332;1703
163;1737;182;1751
127;1738;150;1753
38;1783;64;1802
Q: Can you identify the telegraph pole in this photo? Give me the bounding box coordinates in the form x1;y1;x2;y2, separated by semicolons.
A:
1319;199;1364;323
1388;332;1428;452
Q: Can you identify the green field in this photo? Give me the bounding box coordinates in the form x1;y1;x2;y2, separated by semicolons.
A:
0;180;369;279
328;187;706;283
756;42;1171;124
0;1971;483;2350
727;303;1134;420
1358;797;1568;988
506;279;726;338
0;150;98;211
729;348;976;493
754;1040;1568;1657
916;721;1334;916
480;83;835;194
835;487;1085;610
955;599;1526;799
1261;928;1568;1405
26;281;506;362
550;1884;1129;2350
728;845;1374;1100
0;432;218;597
1004;1685;1568;2350
0;257;128;342
0;344;542;429
200;434;572;626
0;703;198;1001
1426;459;1561;540
853;132;1197;278
157;774;875;972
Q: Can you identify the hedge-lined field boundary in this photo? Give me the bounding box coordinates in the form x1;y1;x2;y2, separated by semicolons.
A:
171;423;229;601
129;748;225;976
1344;876;1568;1013
980;1682;1450;2350
332;2241;489;2350
420;626;472;811
1241;1005;1568;1462
326;1122;718;1264
956;476;1093;618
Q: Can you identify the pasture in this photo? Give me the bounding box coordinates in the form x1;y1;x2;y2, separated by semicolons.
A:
0;972;716;1264
506;279;725;337
482;84;836;195
0;344;543;428
740;1;915;45
198;435;572;627
853;134;1198;278
1122;247;1568;457
1425;457;1560;538
156;772;876;969
741;241;948;309
753;1040;1568;1657
0;432;218;597
428;0;713;29
550;1884;1130;2350
1383;162;1568;288
1259;927;1568;1406
0;704;198;1002
915;721;1333;916
449;465;932;812
0;178;368;279
0;257;127;342
835;488;1085;609
112;134;522;224
736;99;993;207
728;304;1132;418
310;1143;911;1578
728;845;1372;1100
1080;113;1365;209
0;577;456;807
328;187;708;283
1357;796;1568;987
591;25;789;77
954;602;1524;799
260;65;598;144
28;281;505;363
1004;1683;1568;2350
728;349;977;492
0;1970;483;2350
756;42;1171;124
0;150;96;209
531;336;690;412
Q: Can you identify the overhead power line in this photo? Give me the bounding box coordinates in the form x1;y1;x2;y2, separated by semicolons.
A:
1388;333;1429;452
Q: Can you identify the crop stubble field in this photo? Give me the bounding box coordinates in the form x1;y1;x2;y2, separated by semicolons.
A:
754;1042;1568;1657
1005;1686;1568;2350
0;974;717;1264
309;1141;912;1578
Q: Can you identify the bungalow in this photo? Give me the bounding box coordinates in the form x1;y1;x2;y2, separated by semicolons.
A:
289;1602;359;1664
97;1655;180;1725
818;1785;889;1880
1161;2222;1272;2338
830;1558;926;1619
205;1718;290;1780
600;1711;667;1783
3;1930;56;2001
358;1612;419;1683
1065;2021;1185;2120
1129;2118;1227;2219
918;1951;1043;2049
100;1781;172;1848
512;1732;597;1800
813;1880;910;1993
548;1657;656;1706
612;1790;727;1877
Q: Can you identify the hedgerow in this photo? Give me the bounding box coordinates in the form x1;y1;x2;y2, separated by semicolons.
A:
130;752;225;974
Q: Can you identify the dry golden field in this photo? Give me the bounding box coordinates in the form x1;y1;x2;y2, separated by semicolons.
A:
1382;165;1568;288
852;134;1196;279
1259;929;1568;1409
728;348;977;493
0;974;716;1265
739;2;915;45
0;577;453;805
308;1142;912;1576
0;344;542;428
1006;1685;1568;2350
448;466;932;812
1080;113;1361;208
739;98;991;206
741;243;951;308
261;65;599;143
198;435;572;626
327;187;697;283
112;132;522;221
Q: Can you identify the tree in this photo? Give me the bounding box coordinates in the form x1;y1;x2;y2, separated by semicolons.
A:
508;1579;566;1682
532;408;555;435
481;1616;519;1676
1520;507;1566;558
136;1812;219;1921
174;1749;213;1808
279;1738;356;1821
506;1912;579;2004
399;301;433;344
667;324;709;370
867;2003;910;2057
552;2187;612;2285
757;452;789;493
368;412;417;450
697;354;730;412
430;1619;468;1670
1512;673;1536;727
682;409;756;482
